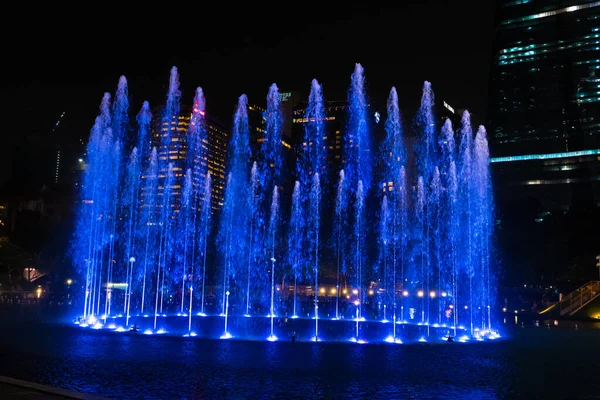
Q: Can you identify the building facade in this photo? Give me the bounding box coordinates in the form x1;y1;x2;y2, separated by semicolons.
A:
488;0;600;210
151;107;228;212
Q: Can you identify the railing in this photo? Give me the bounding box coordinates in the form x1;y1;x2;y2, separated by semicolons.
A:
559;281;600;316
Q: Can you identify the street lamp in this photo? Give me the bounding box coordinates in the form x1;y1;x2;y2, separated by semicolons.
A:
222;291;231;339
126;257;135;327
354;300;360;339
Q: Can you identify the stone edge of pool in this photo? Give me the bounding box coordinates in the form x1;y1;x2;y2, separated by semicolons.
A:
0;375;107;399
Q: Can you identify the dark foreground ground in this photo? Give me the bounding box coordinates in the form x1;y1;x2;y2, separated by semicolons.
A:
0;375;105;399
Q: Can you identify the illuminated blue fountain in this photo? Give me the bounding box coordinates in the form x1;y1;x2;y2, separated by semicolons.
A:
71;64;498;344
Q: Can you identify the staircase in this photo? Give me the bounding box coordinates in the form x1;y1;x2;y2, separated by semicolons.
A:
559;281;600;316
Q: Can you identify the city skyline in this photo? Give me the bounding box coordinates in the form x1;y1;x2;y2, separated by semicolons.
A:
1;1;496;184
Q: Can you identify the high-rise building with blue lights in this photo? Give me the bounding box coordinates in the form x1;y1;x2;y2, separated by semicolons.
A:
488;1;600;209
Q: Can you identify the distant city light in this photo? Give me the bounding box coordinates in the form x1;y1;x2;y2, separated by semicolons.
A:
443;101;455;114
491;149;600;163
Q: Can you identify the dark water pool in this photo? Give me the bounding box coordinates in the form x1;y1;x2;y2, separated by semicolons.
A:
0;322;599;399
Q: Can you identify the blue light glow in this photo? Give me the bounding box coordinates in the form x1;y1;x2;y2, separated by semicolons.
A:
71;65;497;344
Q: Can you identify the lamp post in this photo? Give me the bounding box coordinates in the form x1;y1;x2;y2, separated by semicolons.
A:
222;291;231;339
269;257;276;341
126;257;135;327
83;259;90;319
188;286;193;333
355;300;360;339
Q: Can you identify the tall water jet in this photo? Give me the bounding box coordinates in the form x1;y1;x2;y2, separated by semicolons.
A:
439;119;456;174
383;87;405;179
220;172;234;315
430;167;442;324
219;95;251;314
262;84;284;186
187;88;206;174
310;173;321;339
439;119;457;331
458;111;475;333
417;176;425;323
415;83;436;329
301;79;327;182
124;101;151;322
103;77;128;320
111;76;129;147
179;169;193;313
397;166;408;324
304;79;327;336
149;68;179;320
123;148;140;320
345;63;372;191
160;67;181;170
448;161;459;335
473;126;494;331
288;181;304;318
155;163;175;329
185;87;206;315
198;173;212;315
256;84;284;314
378;195;391;322
75;92;111;319
140;148;158;314
91;94;113;319
334;170;346;320
344;64;370;337
416;81;437;182
267;186;280;341
354;180;365;328
382;87;404;328
110;77;129;314
245;162;258;317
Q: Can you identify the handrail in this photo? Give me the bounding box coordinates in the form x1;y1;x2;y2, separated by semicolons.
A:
559;281;600;316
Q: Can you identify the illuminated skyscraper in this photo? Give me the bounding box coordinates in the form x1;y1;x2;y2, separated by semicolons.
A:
151;106;228;212
488;1;600;209
247;94;295;195
292;100;346;180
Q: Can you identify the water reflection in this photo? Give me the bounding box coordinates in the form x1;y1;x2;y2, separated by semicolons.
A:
0;323;599;399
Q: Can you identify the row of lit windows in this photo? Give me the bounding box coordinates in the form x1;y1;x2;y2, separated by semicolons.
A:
498;44;600;66
501;35;600;55
491;149;600;163
522;175;600;185
502;2;600;26
292;116;336;123
499;44;600;64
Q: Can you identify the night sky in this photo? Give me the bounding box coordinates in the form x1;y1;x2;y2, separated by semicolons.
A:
2;1;496;184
